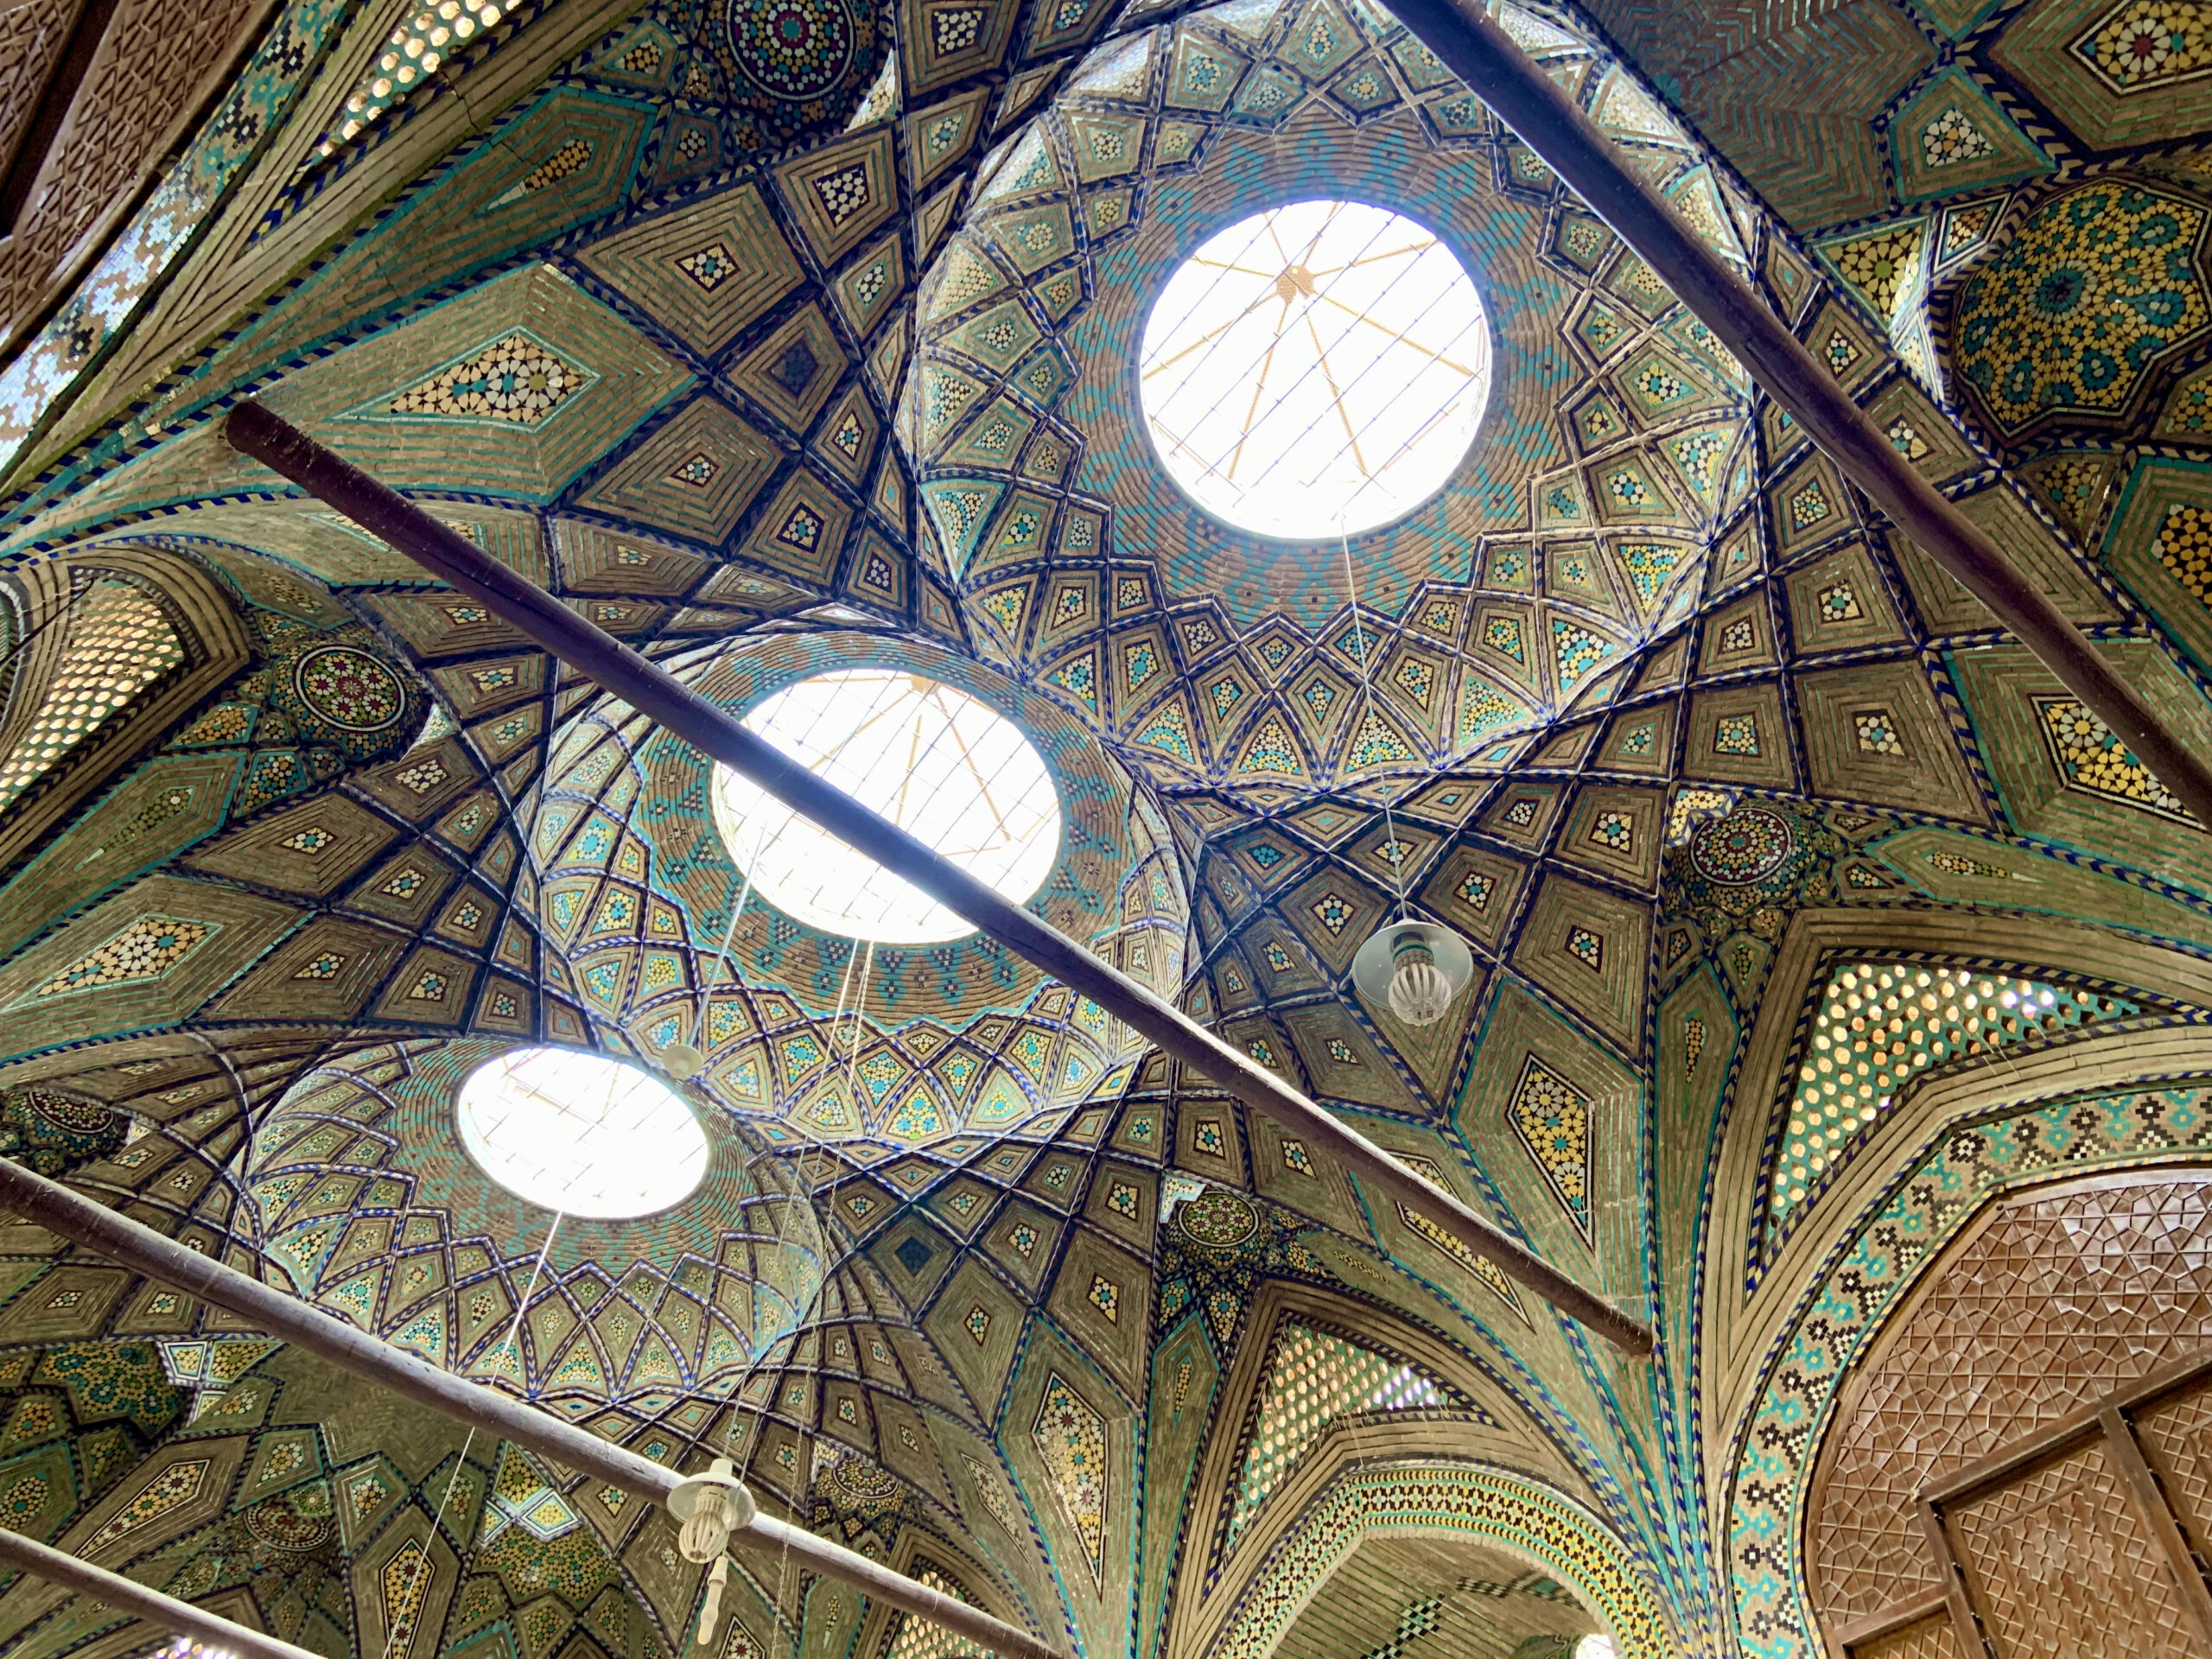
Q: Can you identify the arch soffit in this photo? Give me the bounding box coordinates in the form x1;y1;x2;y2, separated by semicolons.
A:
1179;1452;1675;1659
1700;905;2212;1385
0;543;255;871
1162;1278;1611;1656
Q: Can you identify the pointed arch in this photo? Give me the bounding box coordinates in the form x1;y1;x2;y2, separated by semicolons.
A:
0;545;251;873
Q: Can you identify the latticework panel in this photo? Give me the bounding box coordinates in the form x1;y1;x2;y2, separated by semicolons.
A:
0;1;75;184
2136;1378;2212;1567
1949;1441;2196;1659
0;577;181;806
1226;1321;1448;1550
1811;1175;2212;1622
1771;963;2139;1230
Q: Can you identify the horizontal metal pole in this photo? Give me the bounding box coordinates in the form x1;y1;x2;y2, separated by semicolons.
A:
1382;0;2212;832
222;399;1654;1359
0;1507;325;1659
0;1158;1061;1659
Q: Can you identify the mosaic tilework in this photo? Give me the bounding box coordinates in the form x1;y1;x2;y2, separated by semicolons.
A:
86;1457;209;1552
0;0;354;474
1;0;2199;1650
1033;1371;1109;1586
2072;0;2211;91
1955;181;2210;438
0;1088;124;1175
885;1565;986;1659
1505;1057;1595;1241
1728;1084;2212;1659
29;916;215;1001
2034;695;2193;820
386;333;588;427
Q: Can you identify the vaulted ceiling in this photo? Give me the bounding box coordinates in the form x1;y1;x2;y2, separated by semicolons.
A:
0;0;2207;1657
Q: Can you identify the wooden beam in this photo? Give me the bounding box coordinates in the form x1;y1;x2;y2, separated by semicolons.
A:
220;398;1657;1360
1829;1585;1950;1653
1916;1503;1993;1659
1379;0;2212;831
2098;1405;2212;1649
1921;1418;2101;1507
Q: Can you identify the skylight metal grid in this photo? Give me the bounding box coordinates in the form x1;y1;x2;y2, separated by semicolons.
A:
1138;200;1491;540
456;1047;709;1217
709;670;1063;944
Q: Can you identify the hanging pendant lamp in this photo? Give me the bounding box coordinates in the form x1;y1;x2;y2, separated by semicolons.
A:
1351;918;1474;1027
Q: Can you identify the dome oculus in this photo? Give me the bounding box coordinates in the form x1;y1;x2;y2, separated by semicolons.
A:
456;1048;710;1218
1138;199;1492;540
709;670;1062;944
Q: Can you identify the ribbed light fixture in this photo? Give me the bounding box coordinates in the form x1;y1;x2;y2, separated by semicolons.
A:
1351;920;1474;1027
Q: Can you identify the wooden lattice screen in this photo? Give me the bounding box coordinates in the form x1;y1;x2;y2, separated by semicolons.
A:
1830;1351;2212;1659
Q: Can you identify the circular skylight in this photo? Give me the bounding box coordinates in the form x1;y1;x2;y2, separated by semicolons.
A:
709;670;1062;944
456;1048;709;1218
1138;199;1491;540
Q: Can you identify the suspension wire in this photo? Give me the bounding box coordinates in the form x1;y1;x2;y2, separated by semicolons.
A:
386;1210;563;1659
1340;530;1413;919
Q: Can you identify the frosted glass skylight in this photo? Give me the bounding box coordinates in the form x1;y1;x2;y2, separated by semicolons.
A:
456;1048;709;1218
710;671;1062;944
1138;200;1491;539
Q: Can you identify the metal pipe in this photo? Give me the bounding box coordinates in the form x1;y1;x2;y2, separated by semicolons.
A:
1380;0;2212;832
220;399;1655;1359
0;1158;1063;1659
0;1515;326;1659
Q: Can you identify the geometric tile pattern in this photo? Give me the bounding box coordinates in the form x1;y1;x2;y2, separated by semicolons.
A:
1504;1056;1596;1242
2035;696;2193;821
1954;181;2210;439
1033;1372;1110;1587
28;916;215;1001
386;333;588;427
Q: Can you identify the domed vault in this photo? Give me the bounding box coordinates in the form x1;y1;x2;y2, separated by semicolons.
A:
0;0;2209;1657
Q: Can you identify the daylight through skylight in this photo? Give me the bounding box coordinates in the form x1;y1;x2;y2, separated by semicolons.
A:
709;670;1063;944
1138;199;1491;540
456;1047;710;1218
